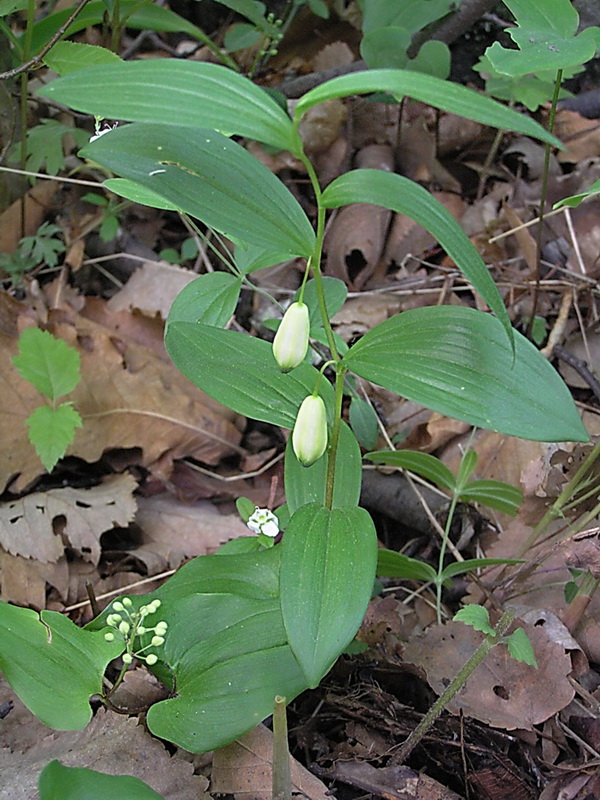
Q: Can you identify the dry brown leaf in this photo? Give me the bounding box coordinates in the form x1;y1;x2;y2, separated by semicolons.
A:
134;494;250;568
0;181;58;255
404;619;574;730
107;261;197;318
331;294;401;341
0;708;208;800
0;474;137;564
554;109;600;163
0;303;244;491
211;723;330;800
298;98;347;155
0;549;68;607
312;41;355;72
316;761;463;800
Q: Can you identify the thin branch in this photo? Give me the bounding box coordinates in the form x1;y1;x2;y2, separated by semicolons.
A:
0;0;94;81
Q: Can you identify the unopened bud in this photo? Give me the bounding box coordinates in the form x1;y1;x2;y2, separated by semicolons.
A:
272;302;309;372
292;394;328;467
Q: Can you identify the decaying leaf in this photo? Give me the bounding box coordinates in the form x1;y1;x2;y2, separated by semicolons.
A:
0;474;137;565
404;619;574;730
107;261;197;319
211;723;330;800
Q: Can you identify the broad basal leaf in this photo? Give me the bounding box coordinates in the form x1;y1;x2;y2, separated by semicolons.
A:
38;59;295;152
0;603;123;729
321;170;512;345
342;305;588;443
295;69;562;148
39;761;165;800
165;321;333;429
81;124;314;259
280;503;378;687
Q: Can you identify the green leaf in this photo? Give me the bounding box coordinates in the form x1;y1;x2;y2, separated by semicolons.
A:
361;0;453;36
285;420;361;512
0;603;123;729
295;69;562;148
81;124;314;259
503;0;579;34
232;242;291;274
456;449;478;490
12;119;90;176
321;170;512;344
458;479;523;515
408;40;451;79
166;273;242;328
280;503;378;686
30;0;219;55
486;31;598;76
236;496;256;522
554;178;600;209
104;178;182;211
26;403;82;473
505;627;538;667
376;548;437;582
224;22;263;52
43;41;121;75
165;321;333;429
349;396;379;449
361;27;411;69
365;449;456;492
136;548;309;752
38;59;295;152
342;305;588;442
0;0;27;13
13;327;81;401
441;557;524;581
300;276;348;332
39;761;165;800
453;604;494;635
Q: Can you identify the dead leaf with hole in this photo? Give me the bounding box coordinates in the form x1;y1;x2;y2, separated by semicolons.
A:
0;474;136;565
0;181;58;255
403;619;574;730
134;494;250;570
211;723;330;800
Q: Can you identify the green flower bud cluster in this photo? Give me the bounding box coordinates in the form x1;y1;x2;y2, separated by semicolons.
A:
104;597;168;667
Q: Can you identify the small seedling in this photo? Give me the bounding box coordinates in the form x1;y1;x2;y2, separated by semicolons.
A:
12;327;82;472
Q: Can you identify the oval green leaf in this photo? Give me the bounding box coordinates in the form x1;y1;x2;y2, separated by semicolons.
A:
166;273;242;328
81;124;315;259
0;603;123;730
343;305;588;442
39;761;165;800
165;321;333;429
280;503;378;687
38;59;294;152
321;169;512;344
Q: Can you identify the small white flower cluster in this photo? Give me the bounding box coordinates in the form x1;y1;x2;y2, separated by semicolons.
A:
104;597;168;666
247;507;279;538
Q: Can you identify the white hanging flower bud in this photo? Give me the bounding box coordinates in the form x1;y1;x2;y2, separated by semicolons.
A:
272;302;309;372
292;395;328;467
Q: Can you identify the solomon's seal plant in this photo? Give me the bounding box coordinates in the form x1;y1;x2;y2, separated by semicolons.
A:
0;7;592;785
272;300;310;372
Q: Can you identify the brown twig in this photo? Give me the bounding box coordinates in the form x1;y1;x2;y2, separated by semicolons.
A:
0;0;94;81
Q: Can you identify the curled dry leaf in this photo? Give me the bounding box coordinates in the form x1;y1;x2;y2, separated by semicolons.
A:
298;98;347;155
107;261;197;319
324;203;392;288
0;474;137;565
403;619;574;730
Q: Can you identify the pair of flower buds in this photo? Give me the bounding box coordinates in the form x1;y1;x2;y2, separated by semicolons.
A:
273;301;327;467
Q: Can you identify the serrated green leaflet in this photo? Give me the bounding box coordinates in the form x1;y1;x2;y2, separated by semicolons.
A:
0;603;123;729
165;321;333;429
13;327;80;401
81;124;314;259
38;60;294;152
343;305;588;442
27;403;82;472
295;69;562;148
280;504;378;687
321;170;513;346
43;41;121;75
